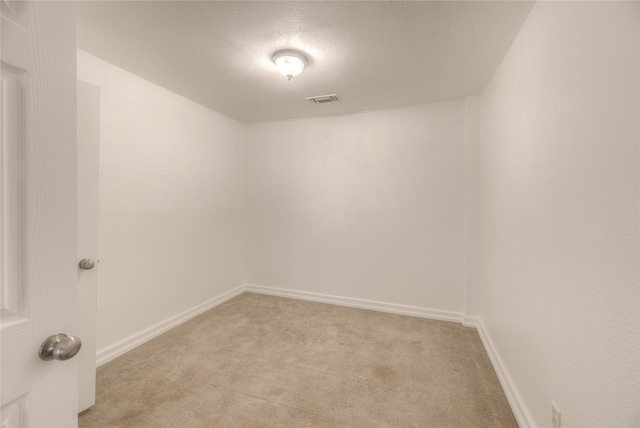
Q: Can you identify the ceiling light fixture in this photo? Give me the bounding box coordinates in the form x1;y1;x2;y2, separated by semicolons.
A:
272;49;308;82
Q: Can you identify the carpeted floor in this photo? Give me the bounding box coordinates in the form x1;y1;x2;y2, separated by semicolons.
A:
79;292;517;427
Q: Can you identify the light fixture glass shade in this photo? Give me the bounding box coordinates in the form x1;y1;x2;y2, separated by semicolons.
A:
272;49;308;80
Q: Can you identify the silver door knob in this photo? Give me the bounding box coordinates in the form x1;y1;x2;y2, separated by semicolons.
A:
39;334;82;361
78;258;95;270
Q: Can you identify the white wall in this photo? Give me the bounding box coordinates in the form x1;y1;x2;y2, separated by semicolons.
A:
246;102;467;315
77;50;245;356
479;2;639;427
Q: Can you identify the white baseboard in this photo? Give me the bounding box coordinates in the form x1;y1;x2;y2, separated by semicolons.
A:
475;318;534;428
95;285;245;367
244;283;463;324
462;315;478;328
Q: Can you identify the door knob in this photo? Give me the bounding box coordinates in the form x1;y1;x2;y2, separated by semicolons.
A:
39;334;82;361
78;258;95;270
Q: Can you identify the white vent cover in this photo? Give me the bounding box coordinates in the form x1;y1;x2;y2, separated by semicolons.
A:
305;94;340;104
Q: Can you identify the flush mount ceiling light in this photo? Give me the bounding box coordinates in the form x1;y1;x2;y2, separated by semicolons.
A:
272;49;309;81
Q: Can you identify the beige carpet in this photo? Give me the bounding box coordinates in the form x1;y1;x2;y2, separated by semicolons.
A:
79;293;517;427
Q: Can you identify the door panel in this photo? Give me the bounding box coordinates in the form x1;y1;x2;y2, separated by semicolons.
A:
1;1;78;426
1;38;24;324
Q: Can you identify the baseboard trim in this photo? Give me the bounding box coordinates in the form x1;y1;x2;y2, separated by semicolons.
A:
244;283;463;324
475;318;534;428
462;316;478;328
95;285;245;367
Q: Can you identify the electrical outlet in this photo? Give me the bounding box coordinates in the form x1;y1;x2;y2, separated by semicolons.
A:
552;402;561;428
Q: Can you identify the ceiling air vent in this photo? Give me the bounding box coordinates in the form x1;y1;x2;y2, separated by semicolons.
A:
305;94;340;104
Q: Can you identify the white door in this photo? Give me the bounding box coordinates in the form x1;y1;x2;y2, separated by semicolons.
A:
77;80;99;414
1;1;79;427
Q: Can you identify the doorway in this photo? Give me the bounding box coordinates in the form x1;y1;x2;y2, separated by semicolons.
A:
77;79;99;414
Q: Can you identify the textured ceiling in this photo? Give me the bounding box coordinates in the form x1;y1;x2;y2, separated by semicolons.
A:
77;1;534;123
